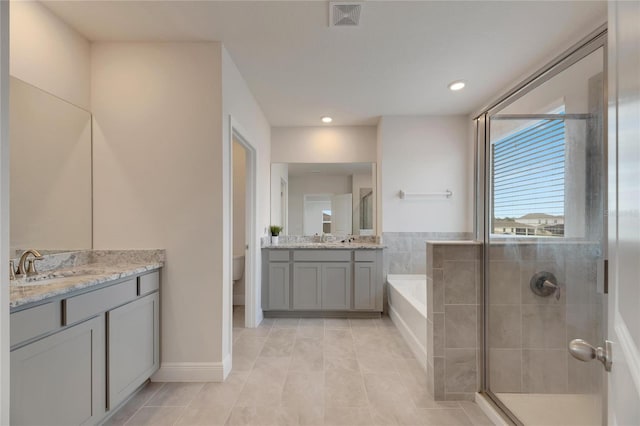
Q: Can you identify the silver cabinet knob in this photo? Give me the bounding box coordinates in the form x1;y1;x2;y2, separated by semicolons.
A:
569;339;612;372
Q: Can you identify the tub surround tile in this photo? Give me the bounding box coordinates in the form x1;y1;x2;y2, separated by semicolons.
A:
433;313;445;357
443;261;477;305
444;349;477;393
431;269;445;314
444;306;477;349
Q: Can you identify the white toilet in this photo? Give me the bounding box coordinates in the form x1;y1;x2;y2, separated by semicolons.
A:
233;255;245;285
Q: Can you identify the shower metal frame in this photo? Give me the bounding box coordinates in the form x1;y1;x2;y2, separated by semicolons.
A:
475;24;608;426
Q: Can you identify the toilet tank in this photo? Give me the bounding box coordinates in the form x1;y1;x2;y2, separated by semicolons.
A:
233;255;245;281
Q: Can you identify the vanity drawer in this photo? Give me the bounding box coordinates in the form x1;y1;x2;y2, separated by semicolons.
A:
354;251;377;262
138;271;160;296
269;250;290;262
64;279;137;325
11;302;61;347
293;250;351;262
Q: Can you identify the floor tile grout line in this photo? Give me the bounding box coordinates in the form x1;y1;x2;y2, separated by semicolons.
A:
122;381;167;426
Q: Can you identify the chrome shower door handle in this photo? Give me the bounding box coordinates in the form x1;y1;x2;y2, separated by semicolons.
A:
569;339;612;372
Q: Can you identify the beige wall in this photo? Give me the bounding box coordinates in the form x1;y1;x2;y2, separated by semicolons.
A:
10;1;91;110
271;126;377;163
9;0;93;252
91;42;225;377
379;116;472;233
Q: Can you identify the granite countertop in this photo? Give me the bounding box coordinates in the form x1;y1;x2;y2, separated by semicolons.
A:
263;243;385;250
10;250;164;309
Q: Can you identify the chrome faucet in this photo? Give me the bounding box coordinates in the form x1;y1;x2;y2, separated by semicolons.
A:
16;249;44;277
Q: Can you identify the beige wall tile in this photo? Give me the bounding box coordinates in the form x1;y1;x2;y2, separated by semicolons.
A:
433;313;445;357
522;349;568;393
522;305;566;349
488;261;521;304
444;261;477;304
432;269;445;314
488;349;522;393
444;306;477;349
444;349;476;393
488;305;521;348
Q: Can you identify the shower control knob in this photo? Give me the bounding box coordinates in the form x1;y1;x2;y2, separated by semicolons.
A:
569;339;612;372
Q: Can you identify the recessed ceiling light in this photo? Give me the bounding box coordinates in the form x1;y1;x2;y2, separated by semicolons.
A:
448;80;466;91
321;116;333;123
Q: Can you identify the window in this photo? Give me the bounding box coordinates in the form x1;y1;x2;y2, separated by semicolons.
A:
492;114;566;237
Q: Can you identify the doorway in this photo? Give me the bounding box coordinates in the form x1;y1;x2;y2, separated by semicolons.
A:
232;136;248;329
476;28;608;425
228;118;259;341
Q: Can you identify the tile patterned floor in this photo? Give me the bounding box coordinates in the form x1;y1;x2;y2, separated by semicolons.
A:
104;308;492;426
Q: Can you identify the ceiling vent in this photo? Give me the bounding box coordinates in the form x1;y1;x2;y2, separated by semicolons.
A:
330;2;363;27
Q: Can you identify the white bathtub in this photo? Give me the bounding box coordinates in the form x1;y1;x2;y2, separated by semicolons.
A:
387;274;427;367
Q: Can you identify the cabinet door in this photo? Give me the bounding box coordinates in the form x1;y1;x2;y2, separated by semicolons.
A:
11;315;105;426
321;263;351;310
292;263;322;309
354;263;376;310
108;292;160;410
268;263;290;310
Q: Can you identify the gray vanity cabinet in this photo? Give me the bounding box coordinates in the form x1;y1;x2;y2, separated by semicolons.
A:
321;263;351;309
108;292;160;410
10;315;105;426
293;263;322;309
10;269;161;425
263;248;382;313
268;262;290;310
353;250;379;310
354;262;376;310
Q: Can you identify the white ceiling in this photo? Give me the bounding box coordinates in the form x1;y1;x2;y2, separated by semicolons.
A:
43;1;607;127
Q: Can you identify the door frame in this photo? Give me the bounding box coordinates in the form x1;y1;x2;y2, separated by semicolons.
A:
0;1;9;422
475;25;608;425
227;116;259;332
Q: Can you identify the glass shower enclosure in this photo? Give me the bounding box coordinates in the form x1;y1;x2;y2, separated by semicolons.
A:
477;29;607;426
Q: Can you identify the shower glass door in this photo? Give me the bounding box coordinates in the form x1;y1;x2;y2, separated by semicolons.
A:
483;39;606;425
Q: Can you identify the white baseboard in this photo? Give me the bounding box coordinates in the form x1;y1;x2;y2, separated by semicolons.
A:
233;294;245;305
388;305;427;370
151;355;232;382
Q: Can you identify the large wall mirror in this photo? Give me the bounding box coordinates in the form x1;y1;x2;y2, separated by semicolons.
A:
271;162;376;236
10;77;92;253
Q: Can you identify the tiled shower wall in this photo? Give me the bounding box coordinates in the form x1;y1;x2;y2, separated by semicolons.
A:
426;241;482;401
422;240;603;401
383;232;473;275
487;242;604;395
